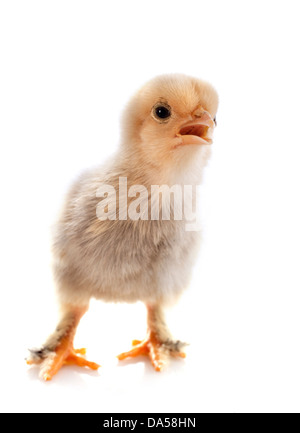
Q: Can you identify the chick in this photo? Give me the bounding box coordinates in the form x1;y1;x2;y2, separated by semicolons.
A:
26;74;218;380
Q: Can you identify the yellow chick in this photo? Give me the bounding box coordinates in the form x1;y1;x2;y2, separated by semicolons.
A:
26;74;219;380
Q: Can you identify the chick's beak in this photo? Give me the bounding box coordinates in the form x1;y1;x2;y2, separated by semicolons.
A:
175;110;215;147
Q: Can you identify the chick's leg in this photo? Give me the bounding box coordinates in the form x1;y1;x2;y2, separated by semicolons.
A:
26;304;100;381
117;304;186;371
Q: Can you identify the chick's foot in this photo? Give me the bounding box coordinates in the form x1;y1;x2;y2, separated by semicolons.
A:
26;305;100;381
117;331;186;371
27;341;100;381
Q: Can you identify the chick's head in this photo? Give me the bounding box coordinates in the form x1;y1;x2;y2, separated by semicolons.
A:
121;74;219;170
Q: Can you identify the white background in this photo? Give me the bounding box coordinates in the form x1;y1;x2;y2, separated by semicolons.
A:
1;0;300;413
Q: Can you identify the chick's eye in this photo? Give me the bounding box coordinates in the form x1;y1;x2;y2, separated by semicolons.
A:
155;106;170;119
153;104;171;121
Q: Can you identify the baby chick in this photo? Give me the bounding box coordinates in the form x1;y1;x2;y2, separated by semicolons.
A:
26;74;218;380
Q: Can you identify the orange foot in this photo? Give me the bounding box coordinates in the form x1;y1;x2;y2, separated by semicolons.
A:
117;332;186;371
27;342;100;381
